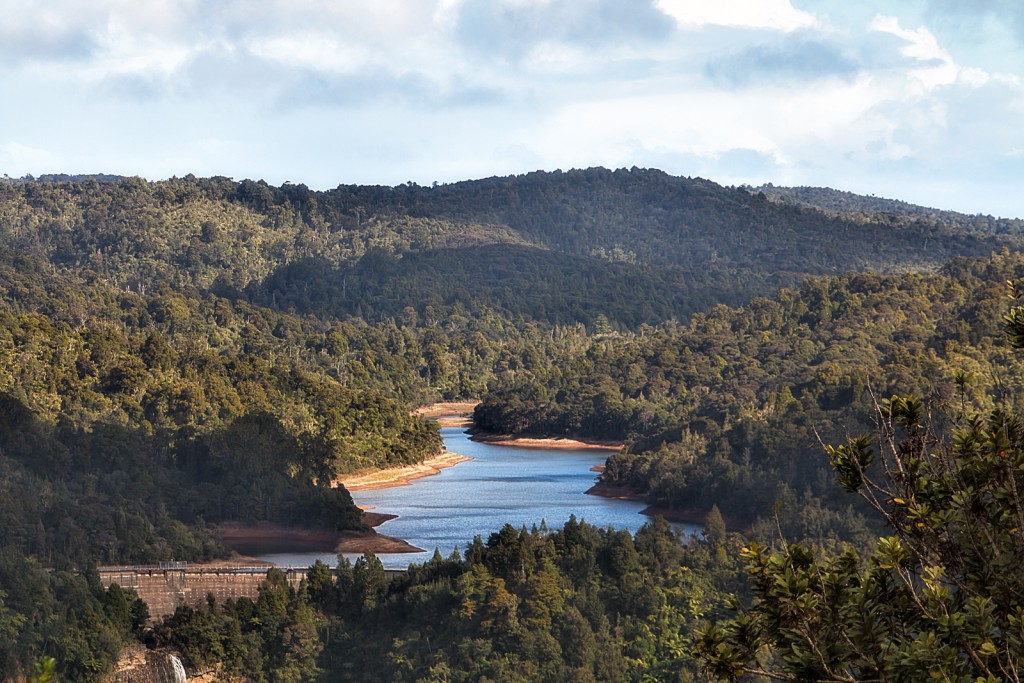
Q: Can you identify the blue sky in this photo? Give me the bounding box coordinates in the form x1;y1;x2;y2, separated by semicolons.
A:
3;0;1024;217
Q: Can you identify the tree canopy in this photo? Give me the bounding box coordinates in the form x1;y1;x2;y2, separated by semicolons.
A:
693;283;1024;681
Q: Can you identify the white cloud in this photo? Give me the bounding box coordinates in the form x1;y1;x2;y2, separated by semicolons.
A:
90;24;196;80
2;0;1024;215
0;141;59;172
656;0;819;31
529;70;886;182
869;15;957;89
245;33;371;73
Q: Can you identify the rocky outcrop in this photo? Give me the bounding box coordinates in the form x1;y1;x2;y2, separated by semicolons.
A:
109;647;187;683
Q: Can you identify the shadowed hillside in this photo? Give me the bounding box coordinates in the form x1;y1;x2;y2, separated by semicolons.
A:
2;168;1013;329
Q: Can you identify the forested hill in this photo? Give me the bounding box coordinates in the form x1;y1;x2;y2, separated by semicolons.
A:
2;169;1024;678
475;250;1024;545
757;183;1024;234
1;168;1015;327
386;169;1006;268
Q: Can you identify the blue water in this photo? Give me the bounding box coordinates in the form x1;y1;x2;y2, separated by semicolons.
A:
258;427;699;569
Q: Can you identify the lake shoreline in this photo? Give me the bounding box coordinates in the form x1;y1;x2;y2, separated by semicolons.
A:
585;481;714;527
227;416;642;565
413;401;479;428
415;401;624;452
470;433;623;451
334;451;473;491
246;425;675;568
215;514;425;558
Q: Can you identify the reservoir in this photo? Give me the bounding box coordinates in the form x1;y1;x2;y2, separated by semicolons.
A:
259;426;699;568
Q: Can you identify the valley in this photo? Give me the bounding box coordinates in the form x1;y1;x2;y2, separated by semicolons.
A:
2;170;1024;680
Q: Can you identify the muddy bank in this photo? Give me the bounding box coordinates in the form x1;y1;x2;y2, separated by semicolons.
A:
413;400;480;417
216;523;343;554
585;480;646;501
413;401;480;427
361;510;397;526
585;482;717;528
471;433;623;451
216;519;423;556
638;506;711;526
335;529;423;554
335;451;473;491
417;402;623;448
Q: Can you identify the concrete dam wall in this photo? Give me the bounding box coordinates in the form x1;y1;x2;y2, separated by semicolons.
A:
98;563;406;620
97;564;308;620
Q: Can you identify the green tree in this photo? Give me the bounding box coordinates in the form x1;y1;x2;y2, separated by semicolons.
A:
28;657;57;683
695;294;1024;681
352;553;387;613
703;505;726;551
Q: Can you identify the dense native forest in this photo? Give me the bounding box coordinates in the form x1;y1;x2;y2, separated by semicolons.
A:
153;517;741;682
1;169;1024;680
475;253;1024;546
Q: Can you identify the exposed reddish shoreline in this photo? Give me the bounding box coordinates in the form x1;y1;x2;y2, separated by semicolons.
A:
215;404;671;560
585;481;715;527
471;433;623;451
416;401;624;451
585;480;644;501
413;401;480;418
413;401;480;427
335;451;472;491
215;516;424;557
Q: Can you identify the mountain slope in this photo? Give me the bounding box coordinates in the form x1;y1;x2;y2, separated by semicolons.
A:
758;183;1024;235
4;168;1012;328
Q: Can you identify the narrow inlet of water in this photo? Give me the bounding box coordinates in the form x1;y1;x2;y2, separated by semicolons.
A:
258;427;700;569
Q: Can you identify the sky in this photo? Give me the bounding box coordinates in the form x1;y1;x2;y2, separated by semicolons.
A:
3;0;1024;217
